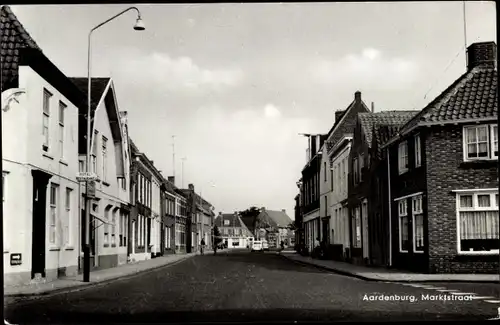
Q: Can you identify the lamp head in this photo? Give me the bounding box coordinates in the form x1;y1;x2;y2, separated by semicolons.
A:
134;17;145;31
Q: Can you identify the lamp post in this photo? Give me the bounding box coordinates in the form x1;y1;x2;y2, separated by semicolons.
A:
83;6;145;283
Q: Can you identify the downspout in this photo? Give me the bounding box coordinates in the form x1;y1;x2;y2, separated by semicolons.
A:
386;147;392;267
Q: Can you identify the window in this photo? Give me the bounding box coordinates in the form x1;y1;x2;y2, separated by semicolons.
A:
359;154;364;182
398;199;408;252
464;124;497;160
59;101;66;159
49;184;58;244
342;159;346;195
42;89;52;151
64;188;72;246
415;134;421;168
412;195;424;253
324;162;327;181
354;207;361;247
111;209;116;246
104;207;110;246
91;131;98;175
102;136;108;182
353;157;359;184
79;161;84;173
324;196;328;217
457;191;499;254
330;166;334;191
398;141;409;174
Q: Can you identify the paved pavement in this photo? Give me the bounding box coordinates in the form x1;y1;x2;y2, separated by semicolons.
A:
4;249;500;323
280;252;500;283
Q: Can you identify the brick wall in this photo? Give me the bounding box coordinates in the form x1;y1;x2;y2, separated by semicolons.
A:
426;124;498;274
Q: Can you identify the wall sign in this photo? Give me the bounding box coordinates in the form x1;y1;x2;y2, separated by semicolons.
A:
10;253;22;266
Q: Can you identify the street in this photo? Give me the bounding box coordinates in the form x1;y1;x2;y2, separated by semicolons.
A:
4;250;500;323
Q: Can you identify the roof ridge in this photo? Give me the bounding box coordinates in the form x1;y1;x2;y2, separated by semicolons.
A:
1;5;42;51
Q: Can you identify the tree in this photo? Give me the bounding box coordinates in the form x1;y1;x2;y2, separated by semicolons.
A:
239;206;261;235
213;225;223;246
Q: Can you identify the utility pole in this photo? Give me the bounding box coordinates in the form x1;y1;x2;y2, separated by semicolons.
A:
172;135;176;182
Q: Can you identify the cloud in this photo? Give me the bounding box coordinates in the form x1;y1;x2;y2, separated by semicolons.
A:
310;48;420;90
115;52;244;94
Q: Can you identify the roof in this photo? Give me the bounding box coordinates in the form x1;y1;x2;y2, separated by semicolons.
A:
69;77;111;111
372;124;404;160
215;214;245;228
1;5;41;90
258;209;292;228
358;111;419;148
384;63;497;148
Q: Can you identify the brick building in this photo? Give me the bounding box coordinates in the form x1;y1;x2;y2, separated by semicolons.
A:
381;41;498;274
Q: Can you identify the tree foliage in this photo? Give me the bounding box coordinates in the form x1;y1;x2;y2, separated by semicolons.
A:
213;225;223;245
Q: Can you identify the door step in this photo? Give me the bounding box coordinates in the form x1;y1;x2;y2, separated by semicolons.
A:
30;273;46;284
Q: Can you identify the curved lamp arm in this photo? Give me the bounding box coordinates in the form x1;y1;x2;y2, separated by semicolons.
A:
2;89;26;112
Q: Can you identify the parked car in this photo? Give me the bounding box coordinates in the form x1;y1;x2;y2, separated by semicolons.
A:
261;240;269;251
251;241;263;252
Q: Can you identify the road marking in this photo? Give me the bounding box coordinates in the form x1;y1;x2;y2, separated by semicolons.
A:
451;292;475;296
484;300;500;304
436;289;459;292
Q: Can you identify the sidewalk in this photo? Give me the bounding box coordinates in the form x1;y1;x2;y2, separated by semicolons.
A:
280;252;500;283
4;253;197;298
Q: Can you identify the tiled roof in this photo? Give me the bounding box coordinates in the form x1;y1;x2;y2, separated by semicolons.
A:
258;210;292;228
397;65;497;136
358;111;419;148
69;77;110;111
372;124;404;160
215;214;244;228
1;5;42;90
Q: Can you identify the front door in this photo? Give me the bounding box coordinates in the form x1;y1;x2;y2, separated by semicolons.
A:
31;170;53;279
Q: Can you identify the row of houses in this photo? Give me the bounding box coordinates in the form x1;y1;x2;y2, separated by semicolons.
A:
294;41;498;274
1;5;216;286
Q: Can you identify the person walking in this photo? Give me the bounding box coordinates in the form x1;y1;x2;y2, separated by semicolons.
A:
200;238;206;255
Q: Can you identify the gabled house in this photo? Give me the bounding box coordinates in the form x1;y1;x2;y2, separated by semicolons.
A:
70;77;131;270
381;41;498;274
347;110;418;265
162;177;177;255
319;91;370;259
215;212;253;248
255;207;294;247
170;178;189;253
2;5;86;285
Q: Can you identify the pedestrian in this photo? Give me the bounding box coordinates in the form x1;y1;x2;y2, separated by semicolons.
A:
280;240;285;251
200;238;206;255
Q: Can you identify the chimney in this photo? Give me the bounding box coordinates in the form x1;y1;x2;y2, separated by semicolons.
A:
151;160;154;166
261;207;266;212
282;209;286;214
467;41;497;71
355;91;361;102
188;183;194;191
168;176;175;185
334;110;344;123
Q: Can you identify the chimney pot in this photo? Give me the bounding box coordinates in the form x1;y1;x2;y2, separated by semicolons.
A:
168;176;175;185
467;41;497;71
188;183;194;191
371;102;375;113
261;207;266;212
355;91;361;102
282;209;286;213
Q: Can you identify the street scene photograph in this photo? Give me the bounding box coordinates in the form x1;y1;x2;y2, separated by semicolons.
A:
1;1;499;323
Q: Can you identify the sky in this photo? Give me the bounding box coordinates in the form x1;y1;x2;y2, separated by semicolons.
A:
11;2;496;217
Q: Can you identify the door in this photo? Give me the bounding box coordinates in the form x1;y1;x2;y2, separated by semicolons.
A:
362;201;369;260
31;170;52;279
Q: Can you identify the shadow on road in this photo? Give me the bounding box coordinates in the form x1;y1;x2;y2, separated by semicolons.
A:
5;307;490;323
198;249;327;274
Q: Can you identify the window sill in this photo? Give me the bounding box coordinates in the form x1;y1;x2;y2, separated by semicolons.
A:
49;246;61;251
103;181;110;187
399;250;408;253
460;160;498;169
103;244;110;248
111;244;117;248
414;250;424;254
65;246;75;251
398;169;409;175
42;153;54;160
59;159;68;166
457;250;499;256
4;249;9;253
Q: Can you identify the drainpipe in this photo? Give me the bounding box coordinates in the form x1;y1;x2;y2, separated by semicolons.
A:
386;147;392;267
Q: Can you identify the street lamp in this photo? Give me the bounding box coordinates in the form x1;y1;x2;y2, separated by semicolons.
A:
83;6;145;283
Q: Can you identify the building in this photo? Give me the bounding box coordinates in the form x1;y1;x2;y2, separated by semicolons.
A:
301;134;325;253
347;110;418;265
70;77;132;271
162;177;177;255
198;199;215;251
215;213;253;248
172;183;189;253
149;161;163;258
381;41;498;274
294;183;304;250
255;207;294;247
2;5;84;285
321;91;370;259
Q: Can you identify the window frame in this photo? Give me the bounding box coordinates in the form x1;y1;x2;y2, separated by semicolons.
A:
59;101;66;159
102;136;108;182
353;157;359;185
414;134;421;168
463;124;498;161
49;183;59;246
412;195;424;253
65;187;72;247
398;199;408;253
42;89;52;152
455;190;499;255
398;141;409;174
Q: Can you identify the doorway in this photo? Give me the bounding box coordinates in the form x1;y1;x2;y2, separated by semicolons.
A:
31;170;52;279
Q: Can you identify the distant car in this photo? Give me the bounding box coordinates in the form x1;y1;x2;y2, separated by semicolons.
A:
261;240;269;251
251;241;263;252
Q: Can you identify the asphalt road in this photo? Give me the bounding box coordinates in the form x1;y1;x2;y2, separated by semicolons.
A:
4;250;500;323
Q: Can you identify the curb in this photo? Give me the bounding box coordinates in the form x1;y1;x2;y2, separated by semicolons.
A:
279;254;500;284
5;254;195;299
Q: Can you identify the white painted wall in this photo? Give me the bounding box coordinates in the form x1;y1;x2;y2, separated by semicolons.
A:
3;66;80;285
329;143;351;249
